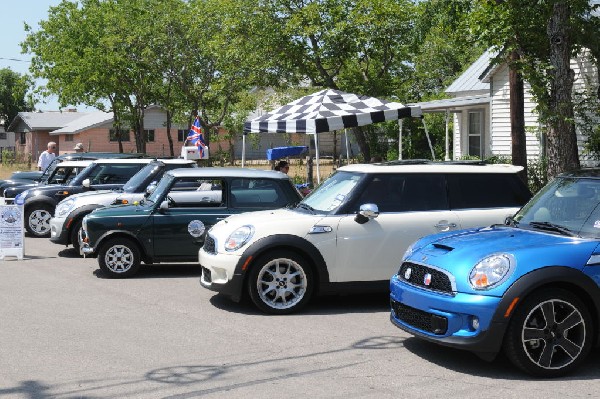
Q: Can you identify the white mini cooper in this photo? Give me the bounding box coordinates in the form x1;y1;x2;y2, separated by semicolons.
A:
199;161;531;314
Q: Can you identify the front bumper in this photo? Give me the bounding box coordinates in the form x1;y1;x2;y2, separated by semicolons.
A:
389;275;507;357
49;216;69;245
198;247;245;302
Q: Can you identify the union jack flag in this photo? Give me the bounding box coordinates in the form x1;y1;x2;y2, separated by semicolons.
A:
186;117;207;157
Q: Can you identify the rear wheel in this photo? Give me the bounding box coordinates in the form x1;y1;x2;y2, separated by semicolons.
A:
247;250;313;315
98;237;142;278
503;288;592;377
25;204;53;237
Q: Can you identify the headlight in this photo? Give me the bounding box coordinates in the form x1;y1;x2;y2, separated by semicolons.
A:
224;225;254;252
469;254;515;290
55;198;76;217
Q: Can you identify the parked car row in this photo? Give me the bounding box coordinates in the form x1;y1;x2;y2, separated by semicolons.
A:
7;156;600;377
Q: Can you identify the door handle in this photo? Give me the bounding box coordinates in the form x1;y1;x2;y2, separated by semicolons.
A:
435;222;457;229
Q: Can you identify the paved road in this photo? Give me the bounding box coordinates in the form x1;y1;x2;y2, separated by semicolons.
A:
0;236;599;399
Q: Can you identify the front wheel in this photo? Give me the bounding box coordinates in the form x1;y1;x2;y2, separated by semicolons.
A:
248;250;314;315
503;288;592;377
98;237;142;278
25;204;53;237
69;219;83;253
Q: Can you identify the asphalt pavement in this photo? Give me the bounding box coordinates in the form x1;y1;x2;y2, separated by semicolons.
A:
0;236;599;398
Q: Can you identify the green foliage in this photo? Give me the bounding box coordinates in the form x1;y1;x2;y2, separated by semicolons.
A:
0;69;32;129
527;157;548;194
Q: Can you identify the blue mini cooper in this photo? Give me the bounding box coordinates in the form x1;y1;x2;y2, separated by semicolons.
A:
390;169;600;377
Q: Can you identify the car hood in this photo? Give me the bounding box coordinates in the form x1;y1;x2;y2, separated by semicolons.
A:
86;202;153;219
67;190;121;207
406;226;600;294
209;207;327;242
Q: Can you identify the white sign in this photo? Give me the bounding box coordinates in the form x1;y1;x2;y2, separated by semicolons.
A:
0;205;24;260
181;145;209;160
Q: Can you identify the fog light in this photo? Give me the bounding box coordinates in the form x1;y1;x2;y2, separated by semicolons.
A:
471;316;480;330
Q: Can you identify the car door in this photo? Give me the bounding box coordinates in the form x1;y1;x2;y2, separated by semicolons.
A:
151;178;232;260
331;174;460;282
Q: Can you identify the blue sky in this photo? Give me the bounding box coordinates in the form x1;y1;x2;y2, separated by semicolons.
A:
0;0;93;111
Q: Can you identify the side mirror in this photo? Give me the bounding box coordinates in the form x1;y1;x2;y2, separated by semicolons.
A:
82;178;91;188
145;183;157;196
355;203;379;224
159;200;169;211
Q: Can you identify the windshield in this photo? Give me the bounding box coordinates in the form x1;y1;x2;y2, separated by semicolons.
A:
40;158;61;181
300;171;364;213
146;172;176;204
122;163;161;192
46;165;82;185
514;177;600;239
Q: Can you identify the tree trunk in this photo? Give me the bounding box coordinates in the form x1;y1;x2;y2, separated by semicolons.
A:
166;110;174;157
546;2;580;179
508;50;528;184
352;126;370;162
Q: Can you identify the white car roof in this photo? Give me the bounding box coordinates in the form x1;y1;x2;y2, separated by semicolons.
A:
167;167;292;180
339;161;524;174
54;160;94;167
90;158;156;165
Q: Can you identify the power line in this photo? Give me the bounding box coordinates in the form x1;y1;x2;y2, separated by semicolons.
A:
0;57;31;63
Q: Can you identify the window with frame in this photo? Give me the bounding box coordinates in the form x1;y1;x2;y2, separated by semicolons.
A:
65;134;74;142
89;164;144;185
167;178;225;207
447;173;531;209
109;129;130;142
230;178;287;208
468;111;483;158
0;132;6;140
177;130;186;142
145;129;155;142
19;132;26;145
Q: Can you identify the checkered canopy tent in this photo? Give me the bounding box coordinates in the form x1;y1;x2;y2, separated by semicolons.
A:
244;89;422;134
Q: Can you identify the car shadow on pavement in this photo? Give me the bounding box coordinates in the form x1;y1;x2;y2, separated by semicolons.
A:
402;337;600;380
57;248;82;258
92;263;202;279
209;292;390;316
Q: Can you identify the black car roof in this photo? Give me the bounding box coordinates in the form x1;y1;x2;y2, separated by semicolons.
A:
560;168;600;178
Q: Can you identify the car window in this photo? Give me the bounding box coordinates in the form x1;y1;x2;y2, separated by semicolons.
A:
89;164;145;185
353;174;448;212
230;178;288;208
167;178;225;207
447;173;530;209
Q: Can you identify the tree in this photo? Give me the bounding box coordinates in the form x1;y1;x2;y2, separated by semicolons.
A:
0;69;32;130
472;0;599;179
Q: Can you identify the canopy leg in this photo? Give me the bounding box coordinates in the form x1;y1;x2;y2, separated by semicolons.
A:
315;134;321;184
242;134;246;168
421;118;436;161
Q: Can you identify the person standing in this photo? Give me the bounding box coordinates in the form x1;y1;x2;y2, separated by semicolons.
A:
274;160;290;174
73;142;85;153
38;142;57;171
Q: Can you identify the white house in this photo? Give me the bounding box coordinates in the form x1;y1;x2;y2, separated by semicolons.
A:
411;49;599;165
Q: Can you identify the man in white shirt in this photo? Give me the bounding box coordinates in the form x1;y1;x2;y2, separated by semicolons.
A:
38;142;57;171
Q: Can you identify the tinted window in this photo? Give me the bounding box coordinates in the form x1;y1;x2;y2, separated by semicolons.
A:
88;164;145;185
354;174;448;212
447;173;530;209
230;178;288;208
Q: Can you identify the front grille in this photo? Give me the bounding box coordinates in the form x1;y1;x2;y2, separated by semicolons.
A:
398;262;453;294
391;299;447;335
203;235;216;254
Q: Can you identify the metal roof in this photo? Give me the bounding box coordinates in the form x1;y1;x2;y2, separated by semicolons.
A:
7;111;89;132
445;49;497;94
167;167;292;179
408;95;490;113
49;111;113;135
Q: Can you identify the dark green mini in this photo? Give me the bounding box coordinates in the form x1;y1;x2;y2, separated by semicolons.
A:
80;167;301;278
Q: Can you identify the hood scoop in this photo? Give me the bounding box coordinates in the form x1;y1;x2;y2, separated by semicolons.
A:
428;243;454;254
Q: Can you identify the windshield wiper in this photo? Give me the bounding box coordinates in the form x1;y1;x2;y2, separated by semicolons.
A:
528;221;578;237
296;203;315;214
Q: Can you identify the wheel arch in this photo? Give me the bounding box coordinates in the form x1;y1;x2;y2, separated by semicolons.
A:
494;266;600;349
67;204;103;243
237;234;330;296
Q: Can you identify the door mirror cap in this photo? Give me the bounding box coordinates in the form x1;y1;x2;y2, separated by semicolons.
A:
355;203;379;224
159;200;169;211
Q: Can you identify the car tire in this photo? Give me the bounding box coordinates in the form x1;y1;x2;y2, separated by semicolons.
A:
247;250;314;315
503;288;592;377
98;237;142;278
69;219;83;253
25;204;53;237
